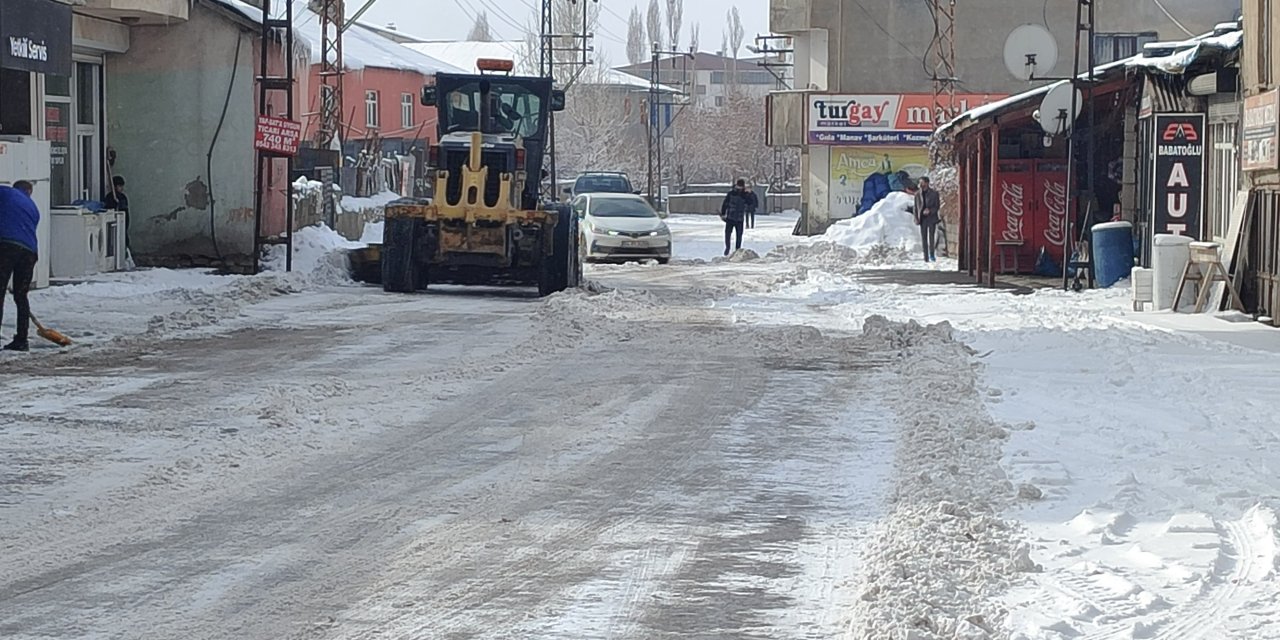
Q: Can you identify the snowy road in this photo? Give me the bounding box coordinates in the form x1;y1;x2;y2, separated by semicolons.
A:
0;214;908;639
5;209;1280;639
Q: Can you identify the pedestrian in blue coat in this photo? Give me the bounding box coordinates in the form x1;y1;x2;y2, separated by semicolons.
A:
0;180;41;351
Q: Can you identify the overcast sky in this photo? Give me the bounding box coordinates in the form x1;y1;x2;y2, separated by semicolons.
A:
361;0;770;67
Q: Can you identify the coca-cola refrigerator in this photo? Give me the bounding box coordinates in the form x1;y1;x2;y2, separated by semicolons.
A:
991;160;1074;273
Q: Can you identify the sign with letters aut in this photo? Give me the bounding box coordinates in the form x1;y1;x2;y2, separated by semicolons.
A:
0;0;72;76
1152;113;1205;239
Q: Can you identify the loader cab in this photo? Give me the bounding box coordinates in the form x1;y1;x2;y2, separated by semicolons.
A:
422;67;565;210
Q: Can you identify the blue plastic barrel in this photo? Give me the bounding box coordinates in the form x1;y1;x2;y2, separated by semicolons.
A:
1092;221;1135;288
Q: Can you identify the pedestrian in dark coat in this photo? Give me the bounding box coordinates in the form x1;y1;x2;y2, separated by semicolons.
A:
915;177;941;262
720;179;755;256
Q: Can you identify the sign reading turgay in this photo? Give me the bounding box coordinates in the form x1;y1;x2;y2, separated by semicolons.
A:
806;93;1004;145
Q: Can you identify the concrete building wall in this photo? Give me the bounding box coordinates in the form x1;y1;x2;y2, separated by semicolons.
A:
107;2;303;263
775;0;1241;95
1242;0;1279;189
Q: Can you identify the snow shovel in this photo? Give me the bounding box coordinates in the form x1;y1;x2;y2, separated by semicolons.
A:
30;312;72;347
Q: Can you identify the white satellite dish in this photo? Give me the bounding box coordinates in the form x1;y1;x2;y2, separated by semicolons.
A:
1036;83;1082;136
1003;24;1059;81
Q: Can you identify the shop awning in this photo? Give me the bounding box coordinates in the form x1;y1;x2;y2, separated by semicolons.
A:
0;0;72;76
939;25;1243;139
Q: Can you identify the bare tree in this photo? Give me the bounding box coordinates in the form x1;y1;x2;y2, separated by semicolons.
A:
666;0;683;50
677;94;774;185
626;5;645;65
725;7;745;88
468;11;494;42
646;0;663;51
727;7;744;58
690;22;700;53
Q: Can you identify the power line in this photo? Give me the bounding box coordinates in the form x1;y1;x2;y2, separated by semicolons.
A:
851;0;923;59
1151;0;1195;37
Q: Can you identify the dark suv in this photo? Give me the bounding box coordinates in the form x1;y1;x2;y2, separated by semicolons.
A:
570;172;637;198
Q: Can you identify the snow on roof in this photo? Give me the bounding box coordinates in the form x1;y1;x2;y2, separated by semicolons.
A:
940;26;1242;138
292;4;465;75
205;0;464;75
406;41;530;73
1126;30;1243;74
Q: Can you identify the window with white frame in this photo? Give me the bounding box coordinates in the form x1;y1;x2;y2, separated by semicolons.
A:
401;93;414;129
366;90;380;129
1209;120;1240;240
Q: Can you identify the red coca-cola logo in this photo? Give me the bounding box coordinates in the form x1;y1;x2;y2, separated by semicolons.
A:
1000;180;1025;242
1043;180;1067;246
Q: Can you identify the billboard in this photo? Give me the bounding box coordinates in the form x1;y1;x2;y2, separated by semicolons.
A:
829;147;929;219
254;115;303;157
1152;113;1205;239
807;93;1004;145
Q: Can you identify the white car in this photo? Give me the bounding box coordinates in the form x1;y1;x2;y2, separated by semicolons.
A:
573;193;672;264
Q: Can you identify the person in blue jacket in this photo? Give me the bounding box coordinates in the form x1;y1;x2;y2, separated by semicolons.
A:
0;180;40;351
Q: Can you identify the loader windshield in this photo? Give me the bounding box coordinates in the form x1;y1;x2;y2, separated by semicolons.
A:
444;81;544;139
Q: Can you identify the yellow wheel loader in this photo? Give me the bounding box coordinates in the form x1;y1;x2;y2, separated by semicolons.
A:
350;59;581;296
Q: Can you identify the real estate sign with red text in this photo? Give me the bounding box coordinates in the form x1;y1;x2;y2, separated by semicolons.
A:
807;93;1004;145
254;115;302;157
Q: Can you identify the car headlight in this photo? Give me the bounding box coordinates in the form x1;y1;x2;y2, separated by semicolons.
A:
647;230;661;236
603;229;621;236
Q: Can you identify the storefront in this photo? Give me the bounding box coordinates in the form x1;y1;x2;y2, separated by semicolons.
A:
807;93;1001;222
0;0;72;137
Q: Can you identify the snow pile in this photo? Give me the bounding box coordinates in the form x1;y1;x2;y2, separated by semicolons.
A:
821;192;921;256
849;316;1033;639
262;223;366;285
359;220;384;244
342;191;403;211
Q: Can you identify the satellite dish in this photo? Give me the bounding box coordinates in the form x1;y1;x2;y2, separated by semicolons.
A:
1036;83;1082;136
1003;24;1059;81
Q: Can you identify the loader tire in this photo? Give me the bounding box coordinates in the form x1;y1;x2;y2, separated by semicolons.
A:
382;217;420;293
538;205;575;297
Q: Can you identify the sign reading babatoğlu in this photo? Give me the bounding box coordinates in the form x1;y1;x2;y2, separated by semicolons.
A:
1152;113;1205;239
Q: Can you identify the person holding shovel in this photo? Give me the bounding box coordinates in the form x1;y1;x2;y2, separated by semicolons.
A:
0;180;40;352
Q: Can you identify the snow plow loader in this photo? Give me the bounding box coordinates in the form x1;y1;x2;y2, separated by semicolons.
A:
349;60;580;296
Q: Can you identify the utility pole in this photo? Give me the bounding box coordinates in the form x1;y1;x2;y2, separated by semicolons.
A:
646;44;694;208
752;34;794;212
540;0;597;199
928;0;959;128
315;0;344;150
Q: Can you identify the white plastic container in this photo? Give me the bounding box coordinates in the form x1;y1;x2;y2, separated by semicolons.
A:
1131;267;1154;311
1152;233;1194;310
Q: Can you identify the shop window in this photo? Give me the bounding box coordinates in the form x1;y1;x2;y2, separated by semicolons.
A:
366;90;380;129
401;92;414;129
0;69;32;136
1094;32;1158;65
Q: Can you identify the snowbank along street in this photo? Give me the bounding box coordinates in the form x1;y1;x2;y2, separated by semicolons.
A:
4;204;1280;639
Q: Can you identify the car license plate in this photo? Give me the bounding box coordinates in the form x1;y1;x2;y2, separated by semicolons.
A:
621;240;643;248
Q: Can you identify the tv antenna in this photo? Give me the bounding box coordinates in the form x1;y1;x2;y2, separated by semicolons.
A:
1003;24;1059;82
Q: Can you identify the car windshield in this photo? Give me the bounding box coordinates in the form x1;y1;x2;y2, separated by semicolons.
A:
443;81;543;138
591;198;657;218
575;175;631;194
